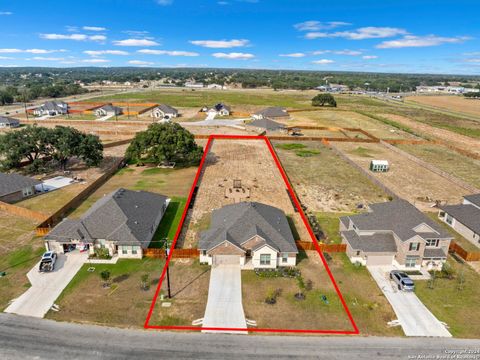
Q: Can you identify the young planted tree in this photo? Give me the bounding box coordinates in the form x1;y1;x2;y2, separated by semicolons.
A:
312;93;337;107
126;123;203;167
100;270;111;287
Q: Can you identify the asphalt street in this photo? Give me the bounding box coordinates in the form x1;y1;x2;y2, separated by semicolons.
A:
1;313;479;360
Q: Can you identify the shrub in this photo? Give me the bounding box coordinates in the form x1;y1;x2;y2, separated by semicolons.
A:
265;288;282;305
94;247;111;260
100;270;111;283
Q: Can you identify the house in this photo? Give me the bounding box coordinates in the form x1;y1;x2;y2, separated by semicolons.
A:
33;101;68;117
151;104;178;120
340;199;453;270
438;193;480;248
0;116;20;128
208;103;231;116
316;84;350;93
0;172;42;203
44;188;169;258
252;107;290;120
370;160;389;172
199;202;298;268
246;118;286;133
207;83;226;90
185;82;204;88
94;104;123;117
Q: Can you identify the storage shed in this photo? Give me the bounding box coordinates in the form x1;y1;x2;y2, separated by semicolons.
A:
370;160;389;172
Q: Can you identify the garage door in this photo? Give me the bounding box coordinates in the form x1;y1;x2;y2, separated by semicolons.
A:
213;255;240;266
366;255;394;266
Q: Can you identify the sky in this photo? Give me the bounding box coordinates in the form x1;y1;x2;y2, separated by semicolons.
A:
0;0;479;74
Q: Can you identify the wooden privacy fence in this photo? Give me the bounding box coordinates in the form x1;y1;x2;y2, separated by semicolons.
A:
449;241;480;262
267;135;379;143
0;201;49;222
143;248;200;259
295;241;346;253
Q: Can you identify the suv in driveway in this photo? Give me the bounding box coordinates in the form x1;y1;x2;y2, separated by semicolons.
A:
39;251;57;272
390;270;415;292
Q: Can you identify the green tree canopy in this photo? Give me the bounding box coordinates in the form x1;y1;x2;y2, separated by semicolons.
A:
312;93;337;107
126;123;203;166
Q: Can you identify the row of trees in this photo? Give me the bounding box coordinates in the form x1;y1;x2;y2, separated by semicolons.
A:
312;94;337;107
0;125;103;173
0;83;87;105
464;92;480;98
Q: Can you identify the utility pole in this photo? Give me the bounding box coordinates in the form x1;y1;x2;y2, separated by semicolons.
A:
23;87;29;120
165;238;171;299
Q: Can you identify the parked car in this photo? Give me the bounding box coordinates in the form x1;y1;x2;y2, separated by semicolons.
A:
39;251;57;272
390;270;415;291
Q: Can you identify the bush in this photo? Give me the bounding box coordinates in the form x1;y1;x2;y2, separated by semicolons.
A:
265;288;282;305
100;270;111;283
93;248;112;260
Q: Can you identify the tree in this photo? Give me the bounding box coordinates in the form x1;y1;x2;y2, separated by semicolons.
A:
126;123;203;166
312;93;337;107
100;270;111;287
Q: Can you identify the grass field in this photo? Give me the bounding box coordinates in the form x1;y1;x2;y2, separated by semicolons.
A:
406;95;480;119
316;212;354;244
150;197;187;248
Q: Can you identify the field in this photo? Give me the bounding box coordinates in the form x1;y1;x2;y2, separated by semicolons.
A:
273;141;388;212
179;139;310;248
333;142;469;211
407;95;480;118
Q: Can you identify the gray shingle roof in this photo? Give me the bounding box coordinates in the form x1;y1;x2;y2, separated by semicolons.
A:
424;247;447;258
464;193;480;208
98;104;122;114
246;118;286;131
0;116;20;126
342;230;397;253
199;202;298;253
254;107;289;118
38;101;68;112
0;172;41;197
45;188;168;248
440;204;480;234
156;104;178;115
344;199;452;242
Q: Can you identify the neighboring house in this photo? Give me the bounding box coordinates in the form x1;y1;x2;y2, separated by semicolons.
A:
207;83;226;90
185;82;204;88
252;107;290;120
199;202;298;268
316;84;350;92
33;101;68;117
246;118;286;133
340;199;453;270
94;104;123;117
208;103;231;116
438;193;480;248
0;116;20;128
0;172;42;203
44;188;169;258
152;104;178;120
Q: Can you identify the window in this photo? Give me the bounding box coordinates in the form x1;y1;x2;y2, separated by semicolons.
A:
132;246;139;255
409;242;420;251
260;254;271;265
445;214;453;225
405;256;418;268
426;239;439;247
121;245;128;255
356;250;361;256
282;253;288;263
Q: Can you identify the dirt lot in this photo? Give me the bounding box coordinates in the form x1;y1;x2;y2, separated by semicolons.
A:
179;139;310;248
273;141;388;212
333;142;469;211
407;95;480;118
379;113;480;156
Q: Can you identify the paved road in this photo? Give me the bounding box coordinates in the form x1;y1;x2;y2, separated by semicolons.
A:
202;261;247;334
5;252;87;318
368;266;452;337
1;314;479;360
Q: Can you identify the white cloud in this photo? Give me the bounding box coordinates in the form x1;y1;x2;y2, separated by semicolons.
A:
0;56;13;60
312;59;334;64
84;50;129;56
0;11;12;15
40;33;106;42
362;55;378;59
279;53;305;58
83;26;107;31
376;35;470;48
156;0;173;5
137;49;199;56
463;52;480;56
312;49;362;56
465;58;480;63
113;39;159;46
81;58;110;63
212;52;254;59
190;39;249;48
294;21;351;31
128;60;154;65
306;27;408;40
0;48;66;54
30;57;65;61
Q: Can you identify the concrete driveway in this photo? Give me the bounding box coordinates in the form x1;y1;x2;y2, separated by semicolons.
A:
368;266;451;337
202;259;247;334
5;251;87;318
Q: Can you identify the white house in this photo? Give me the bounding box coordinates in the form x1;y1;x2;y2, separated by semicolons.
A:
94;104;123;117
33;101;68;117
207;103;231;116
151;104;178;121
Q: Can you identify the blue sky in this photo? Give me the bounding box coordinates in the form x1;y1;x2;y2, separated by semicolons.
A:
0;0;479;74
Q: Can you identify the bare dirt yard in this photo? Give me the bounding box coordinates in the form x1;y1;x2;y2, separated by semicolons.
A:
179;139;310;248
273;141;388;212
333;142;469;211
407;95;480;118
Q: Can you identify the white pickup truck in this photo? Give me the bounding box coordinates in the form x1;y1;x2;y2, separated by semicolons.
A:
39;251;57;272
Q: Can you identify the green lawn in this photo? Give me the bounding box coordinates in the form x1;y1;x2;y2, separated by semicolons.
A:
415;258;480;338
150;197;187;248
316;212;354;244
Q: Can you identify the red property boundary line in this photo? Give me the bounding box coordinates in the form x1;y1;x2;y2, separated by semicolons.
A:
144;134;360;335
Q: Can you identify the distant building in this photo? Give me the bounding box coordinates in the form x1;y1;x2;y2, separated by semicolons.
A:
94;104;123;117
207;83;226;90
246;118;286;133
0;172;42;203
0;116;20;128
208;103;231;116
185;82;204;88
416;86;480;94
252;107;290;121
152;104;179;120
370;160;389;172
316;84;349;93
33;101;68;117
